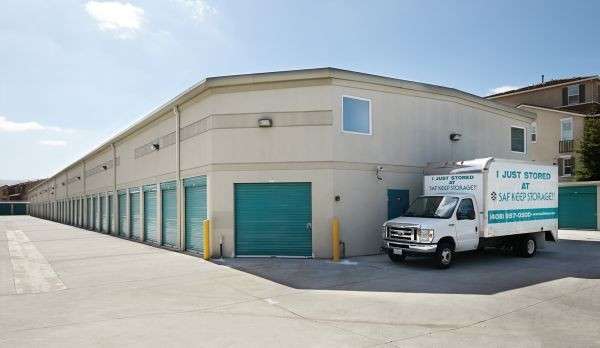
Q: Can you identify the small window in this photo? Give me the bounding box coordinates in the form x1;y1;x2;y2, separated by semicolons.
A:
510;126;526;153
456;199;475;220
342;96;371;135
567;85;580;105
560;157;574;177
531;122;537;143
560;118;573;140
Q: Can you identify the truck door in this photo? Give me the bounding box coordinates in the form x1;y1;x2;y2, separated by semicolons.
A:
455;198;479;251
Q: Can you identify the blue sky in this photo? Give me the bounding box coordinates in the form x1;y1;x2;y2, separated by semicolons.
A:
1;0;599;179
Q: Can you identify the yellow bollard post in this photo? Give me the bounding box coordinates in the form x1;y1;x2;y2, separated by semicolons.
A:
203;219;210;260
332;217;340;262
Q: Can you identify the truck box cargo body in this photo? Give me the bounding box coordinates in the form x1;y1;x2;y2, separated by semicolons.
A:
382;158;558;268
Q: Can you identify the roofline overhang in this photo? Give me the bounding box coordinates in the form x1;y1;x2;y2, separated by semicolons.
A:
30;67;535;193
487;76;600;99
517;104;592;118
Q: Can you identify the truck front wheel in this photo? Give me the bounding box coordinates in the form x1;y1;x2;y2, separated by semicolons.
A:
434;243;453;269
519;236;537;258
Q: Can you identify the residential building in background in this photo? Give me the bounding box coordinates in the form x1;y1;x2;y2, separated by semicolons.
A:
487;75;599;181
516;105;585;180
27;68;534;258
0;179;44;201
487;76;600;115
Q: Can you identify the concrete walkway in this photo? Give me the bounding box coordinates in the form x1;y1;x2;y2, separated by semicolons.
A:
1;216;599;347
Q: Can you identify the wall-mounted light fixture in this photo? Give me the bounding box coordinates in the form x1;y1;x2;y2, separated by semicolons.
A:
102;165;108;170
449;133;462;142
258;118;272;128
76;176;81;180
376;166;384;181
152;143;160;151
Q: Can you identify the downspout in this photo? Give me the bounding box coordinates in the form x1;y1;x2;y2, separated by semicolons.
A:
174;105;183;250
112;143;117;235
65;171;69;223
83;160;86;227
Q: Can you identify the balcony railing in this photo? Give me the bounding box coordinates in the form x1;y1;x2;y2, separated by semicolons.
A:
559;139;574;153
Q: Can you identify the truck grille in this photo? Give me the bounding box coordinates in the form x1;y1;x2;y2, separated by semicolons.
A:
387;226;415;241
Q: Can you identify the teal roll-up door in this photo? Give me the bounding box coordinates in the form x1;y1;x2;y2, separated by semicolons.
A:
130;189;141;239
0;203;11;215
161;181;177;248
87;197;92;229
107;195;113;233
559;186;597;229
13;203;27;215
93;197;99;230
99;196;106;232
235;182;312;257
143;185;158;243
184;176;207;253
118;192;127;237
78;199;82;226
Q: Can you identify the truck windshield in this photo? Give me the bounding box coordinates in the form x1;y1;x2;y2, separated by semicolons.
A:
403;196;459;219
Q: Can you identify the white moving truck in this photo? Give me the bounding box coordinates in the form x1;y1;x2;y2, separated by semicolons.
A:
382;158;558;268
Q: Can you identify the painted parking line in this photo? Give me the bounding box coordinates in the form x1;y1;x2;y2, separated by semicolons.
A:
6;230;66;294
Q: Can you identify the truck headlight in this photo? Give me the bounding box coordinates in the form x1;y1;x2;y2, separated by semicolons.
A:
417;229;434;243
381;226;387;239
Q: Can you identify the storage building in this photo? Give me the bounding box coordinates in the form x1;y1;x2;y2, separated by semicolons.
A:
28;68;535;257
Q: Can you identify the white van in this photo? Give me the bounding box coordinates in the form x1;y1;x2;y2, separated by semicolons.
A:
382;158;558;268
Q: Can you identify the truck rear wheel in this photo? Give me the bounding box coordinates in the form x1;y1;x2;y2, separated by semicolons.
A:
434;242;453;269
387;250;406;263
519;236;536;258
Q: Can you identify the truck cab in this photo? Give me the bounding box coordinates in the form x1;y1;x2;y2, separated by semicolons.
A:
383;193;480;268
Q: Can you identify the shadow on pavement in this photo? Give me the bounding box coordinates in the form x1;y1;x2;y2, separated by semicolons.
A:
214;238;600;295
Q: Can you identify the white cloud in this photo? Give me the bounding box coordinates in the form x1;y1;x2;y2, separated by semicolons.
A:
174;0;216;21
0;116;72;133
85;1;145;39
489;85;520;95
39;140;68;147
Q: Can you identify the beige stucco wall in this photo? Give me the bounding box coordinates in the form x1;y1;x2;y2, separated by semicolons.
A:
84;149;114;194
178;81;333;170
67;164;85;196
332;81;531;165
116;112;177;189
332;168;423;256
521;106;585;163
520;106;585;183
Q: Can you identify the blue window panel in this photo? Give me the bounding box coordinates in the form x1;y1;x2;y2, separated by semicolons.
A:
343;96;371;134
511;127;526;153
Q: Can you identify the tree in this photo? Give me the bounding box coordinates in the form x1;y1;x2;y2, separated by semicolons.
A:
576;116;600;181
